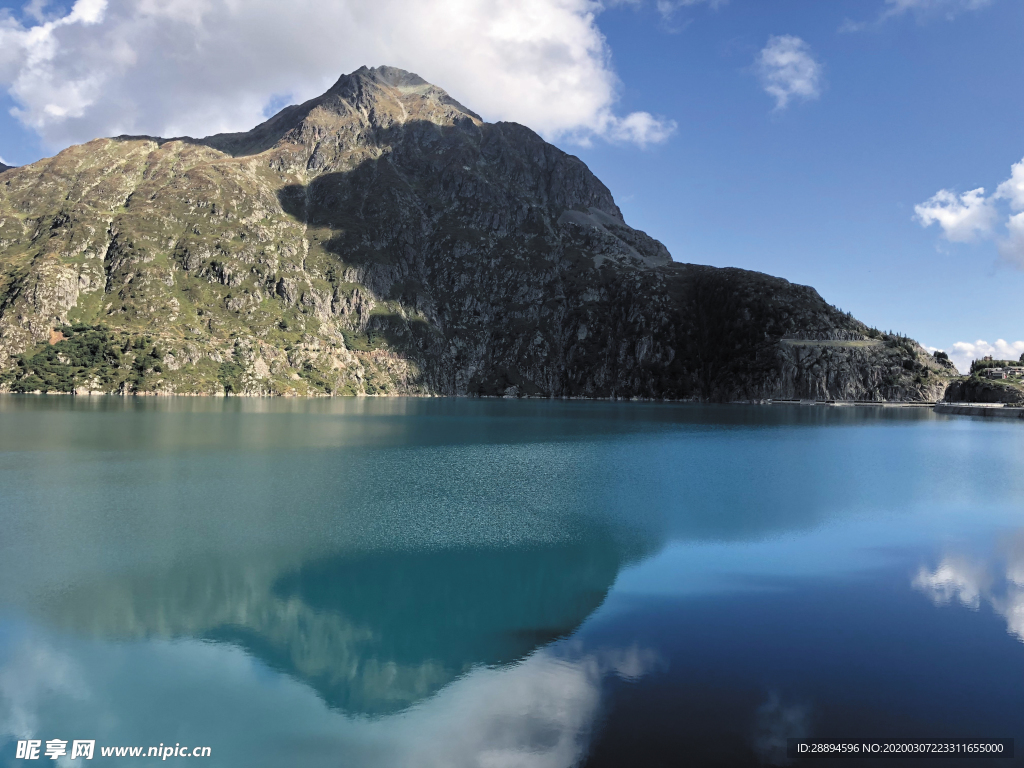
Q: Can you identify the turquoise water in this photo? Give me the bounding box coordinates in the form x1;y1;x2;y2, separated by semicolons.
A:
0;397;1022;766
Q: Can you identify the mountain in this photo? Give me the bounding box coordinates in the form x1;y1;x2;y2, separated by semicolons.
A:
39;539;629;716
0;162;12;173
0;66;956;399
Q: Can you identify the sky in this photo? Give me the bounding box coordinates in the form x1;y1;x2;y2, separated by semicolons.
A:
0;0;1021;372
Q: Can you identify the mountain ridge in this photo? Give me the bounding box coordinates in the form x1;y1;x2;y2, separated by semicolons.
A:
194;65;485;160
0;66;956;399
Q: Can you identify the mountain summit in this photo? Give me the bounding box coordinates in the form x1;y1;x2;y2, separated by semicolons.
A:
0;66;954;399
202;65;484;159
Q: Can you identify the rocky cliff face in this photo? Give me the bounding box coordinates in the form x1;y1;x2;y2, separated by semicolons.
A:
943;377;1024;405
0;66;954;400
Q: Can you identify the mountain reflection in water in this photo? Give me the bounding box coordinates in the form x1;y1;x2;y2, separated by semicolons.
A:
36;538;634;717
1;397;1023;767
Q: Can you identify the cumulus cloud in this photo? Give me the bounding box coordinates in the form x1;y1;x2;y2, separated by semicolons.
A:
914;188;997;243
756;35;823;111
0;0;675;151
1002;213;1024;266
602;110;678;147
916;156;1024;266
994;158;1024;211
947;339;1024;373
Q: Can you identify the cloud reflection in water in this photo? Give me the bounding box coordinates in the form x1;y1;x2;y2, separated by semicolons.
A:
0;629;657;768
913;530;1024;642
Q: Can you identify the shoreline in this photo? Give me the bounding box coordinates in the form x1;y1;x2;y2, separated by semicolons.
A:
4;391;1019;414
933;403;1024;420
3;392;1021;421
0;391;943;406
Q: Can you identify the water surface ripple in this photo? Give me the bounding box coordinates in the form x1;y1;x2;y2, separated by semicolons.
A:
0;397;1021;766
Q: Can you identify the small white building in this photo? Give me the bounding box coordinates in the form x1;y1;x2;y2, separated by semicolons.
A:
983;368;1007;380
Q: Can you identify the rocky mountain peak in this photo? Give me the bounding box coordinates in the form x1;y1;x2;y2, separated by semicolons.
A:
353;65;430;88
196;64;627;229
203;65;481;159
0;161;12;173
0;67;955;402
330;65;483;122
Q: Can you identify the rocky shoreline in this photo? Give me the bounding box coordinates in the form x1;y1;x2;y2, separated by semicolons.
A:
935;403;1024;420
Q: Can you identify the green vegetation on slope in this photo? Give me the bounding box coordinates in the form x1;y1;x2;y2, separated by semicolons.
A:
1;324;163;393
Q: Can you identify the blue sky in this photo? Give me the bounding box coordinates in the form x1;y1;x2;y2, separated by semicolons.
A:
0;0;1021;370
579;0;1024;370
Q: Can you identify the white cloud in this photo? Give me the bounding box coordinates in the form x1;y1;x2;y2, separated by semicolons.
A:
914;188;996;242
652;0;726;23
602;110;678;147
948;339;1024;373
882;0;994;20
1001;213;1024;266
994;158;1024;211
842;0;994;32
0;0;675;151
838;18;869;33
756;35;823;111
916;156;1024;266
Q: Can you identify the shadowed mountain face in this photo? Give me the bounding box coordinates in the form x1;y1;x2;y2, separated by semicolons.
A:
0;66;956;399
0;162;12;173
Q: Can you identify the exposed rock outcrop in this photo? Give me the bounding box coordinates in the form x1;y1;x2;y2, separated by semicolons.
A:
943;377;1024;405
0;66;955;399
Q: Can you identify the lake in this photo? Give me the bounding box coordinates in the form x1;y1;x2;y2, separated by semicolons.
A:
0;397;1022;766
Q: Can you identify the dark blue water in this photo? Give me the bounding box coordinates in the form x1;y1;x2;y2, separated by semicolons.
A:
0;397;1021;766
